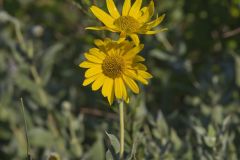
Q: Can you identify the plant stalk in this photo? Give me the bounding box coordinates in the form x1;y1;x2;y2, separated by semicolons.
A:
119;100;124;159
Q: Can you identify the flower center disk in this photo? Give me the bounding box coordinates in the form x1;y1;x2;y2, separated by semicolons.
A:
102;55;125;78
114;16;140;33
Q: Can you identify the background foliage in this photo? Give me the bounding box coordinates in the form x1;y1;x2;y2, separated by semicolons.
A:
0;0;240;159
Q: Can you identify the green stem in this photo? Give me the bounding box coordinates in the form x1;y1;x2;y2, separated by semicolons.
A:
119;100;124;159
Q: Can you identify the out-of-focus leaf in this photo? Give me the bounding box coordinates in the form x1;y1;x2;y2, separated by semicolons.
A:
204;125;216;148
153;112;169;139
29;128;55;147
127;133;141;160
193;126;206;135
14;73;49;106
212;105;223;124
13;127;27;157
150;49;176;62
170;128;182;150
106;131;120;154
41;43;65;85
222;115;232;132
85;134;104;160
106;149;113;160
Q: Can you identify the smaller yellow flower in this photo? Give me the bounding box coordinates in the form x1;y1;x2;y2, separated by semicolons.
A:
86;0;167;45
79;39;152;105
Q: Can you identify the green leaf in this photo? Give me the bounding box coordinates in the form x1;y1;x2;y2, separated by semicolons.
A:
106;149;114;160
170;128;182;150
105;131;120;154
85;134;104;160
204;125;216;148
127;133;141;160
208;125;216;137
41;43;65;85
155;112;169;138
29;128;55;147
193;126;206;135
222;115;232;132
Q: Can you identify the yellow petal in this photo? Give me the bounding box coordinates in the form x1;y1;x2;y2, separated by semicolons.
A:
102;77;114;105
124;44;144;59
114;78;124;99
85;53;103;63
124;97;130;103
130;34;140;46
94;39;104;47
134;55;145;62
136;75;148;85
124;69;137;78
92;74;106;91
129;0;142;18
79;61;99;68
90;6;115;28
89;48;106;60
123;75;139;94
122;0;131;16
136;70;153;85
83;74;100;86
102;77;113;97
120;78;128;100
137;7;147;19
138;70;153;79
147;14;166;28
138;1;155;23
104;38;112;44
140;0;154;21
106;0;120;18
118;32;127;43
86;26;118;32
148;1;155;19
85;66;102;78
107;88;114;105
135;63;147;71
142;28;168;35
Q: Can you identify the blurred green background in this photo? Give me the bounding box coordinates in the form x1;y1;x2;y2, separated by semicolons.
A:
0;0;240;159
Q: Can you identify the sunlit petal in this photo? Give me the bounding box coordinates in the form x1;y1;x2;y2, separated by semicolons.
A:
83;74;101;86
142;28;168;35
85;66;102;78
122;0;131;16
123;75;139;94
129;0;142;18
85;53;103;63
124;44;144;59
79;61;100;68
115;78;123;99
130;34;140;46
106;0;120;18
92;74;106;91
134;55;145;62
86;26;118;32
90;6;115;28
89;48;106;60
147;14;166;28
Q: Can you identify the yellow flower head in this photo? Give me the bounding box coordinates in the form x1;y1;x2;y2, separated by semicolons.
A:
79;38;152;105
87;0;167;45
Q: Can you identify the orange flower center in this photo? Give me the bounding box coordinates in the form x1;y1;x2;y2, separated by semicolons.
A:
102;55;125;78
114;16;140;33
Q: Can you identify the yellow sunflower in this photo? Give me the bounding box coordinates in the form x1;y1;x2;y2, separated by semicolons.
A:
86;0;167;45
79;38;152;105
